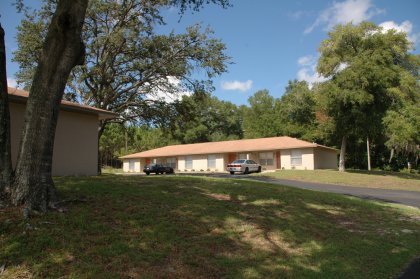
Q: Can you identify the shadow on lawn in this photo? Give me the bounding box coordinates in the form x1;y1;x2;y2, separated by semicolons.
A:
1;175;419;278
347;169;420;180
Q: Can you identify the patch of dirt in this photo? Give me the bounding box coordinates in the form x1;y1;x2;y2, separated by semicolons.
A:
398;215;420;223
337;221;365;234
0;264;33;279
204;193;231;201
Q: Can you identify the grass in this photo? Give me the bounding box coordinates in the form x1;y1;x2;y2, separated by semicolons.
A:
1;175;420;278
101;167;124;174
255;169;420;192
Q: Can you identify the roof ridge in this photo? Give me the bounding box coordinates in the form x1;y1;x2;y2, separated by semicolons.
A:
154;136;295;148
8;87;117;119
119;136;337;159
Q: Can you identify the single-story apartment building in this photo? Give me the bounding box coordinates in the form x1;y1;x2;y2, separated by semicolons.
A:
120;136;338;173
8;87;117;176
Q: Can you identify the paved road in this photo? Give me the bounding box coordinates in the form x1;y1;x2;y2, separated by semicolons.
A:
184;173;420;208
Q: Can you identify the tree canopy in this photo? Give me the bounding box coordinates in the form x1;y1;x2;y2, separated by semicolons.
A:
13;0;231;136
316;22;420;170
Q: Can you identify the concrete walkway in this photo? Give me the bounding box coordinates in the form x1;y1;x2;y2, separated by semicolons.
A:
185;173;420;208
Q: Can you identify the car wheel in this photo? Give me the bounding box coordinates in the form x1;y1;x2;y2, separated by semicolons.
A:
257;166;261;173
230;171;234;175
146;172;150;175
244;167;249;174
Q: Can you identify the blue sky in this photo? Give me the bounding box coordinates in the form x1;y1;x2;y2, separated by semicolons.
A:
1;0;420;105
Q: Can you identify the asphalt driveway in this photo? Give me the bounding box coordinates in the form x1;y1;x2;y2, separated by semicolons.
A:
184;173;420;208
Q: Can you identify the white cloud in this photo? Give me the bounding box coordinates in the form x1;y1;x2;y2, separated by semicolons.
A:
305;0;384;34
297;55;315;66
146;76;192;103
296;56;328;88
7;78;17;88
297;67;328;88
221;80;253;92
379;20;418;44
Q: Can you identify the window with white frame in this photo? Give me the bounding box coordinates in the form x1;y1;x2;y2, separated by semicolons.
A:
259;152;274;166
291;150;302;166
166;157;176;169
207;155;216;169
185;156;193;169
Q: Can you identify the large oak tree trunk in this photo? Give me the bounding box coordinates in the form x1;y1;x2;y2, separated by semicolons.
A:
11;0;88;212
0;23;13;203
339;136;347;172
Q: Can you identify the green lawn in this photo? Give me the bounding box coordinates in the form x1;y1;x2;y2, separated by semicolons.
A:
255;169;420;192
101;167;124;174
1;175;420;278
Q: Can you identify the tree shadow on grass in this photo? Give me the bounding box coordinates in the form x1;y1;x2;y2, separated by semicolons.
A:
347;169;420;180
1;175;420;278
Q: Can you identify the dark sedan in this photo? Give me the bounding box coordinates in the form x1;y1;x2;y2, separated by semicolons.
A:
143;163;174;175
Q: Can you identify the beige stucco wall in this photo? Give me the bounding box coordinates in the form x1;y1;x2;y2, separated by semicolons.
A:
123;158;145;173
10;102;99;176
314;148;338;169
123;160;129;172
121;147;337;173
280;148;314;170
177;157;185;171
122;154;227;173
177;154;225;171
215;155;225;171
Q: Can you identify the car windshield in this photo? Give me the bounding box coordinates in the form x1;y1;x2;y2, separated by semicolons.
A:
232;160;246;164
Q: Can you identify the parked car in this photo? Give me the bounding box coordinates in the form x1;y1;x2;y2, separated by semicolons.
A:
227;159;261;175
143;163;174;175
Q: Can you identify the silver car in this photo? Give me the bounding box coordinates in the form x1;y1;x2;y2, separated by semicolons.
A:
227;159;262;175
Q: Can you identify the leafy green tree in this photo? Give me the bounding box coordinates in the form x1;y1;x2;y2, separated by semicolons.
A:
316;22;419;171
100;123;178;167
99;123;126;167
167;93;243;143
13;0;231;139
275;80;317;140
383;104;420;166
242;90;279;138
130;126;178;152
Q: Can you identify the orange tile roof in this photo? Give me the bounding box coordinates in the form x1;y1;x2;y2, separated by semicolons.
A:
8;87;117;120
120;136;338;159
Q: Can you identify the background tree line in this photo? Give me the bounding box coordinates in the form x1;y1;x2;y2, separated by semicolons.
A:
100;22;419;173
102;77;419;172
